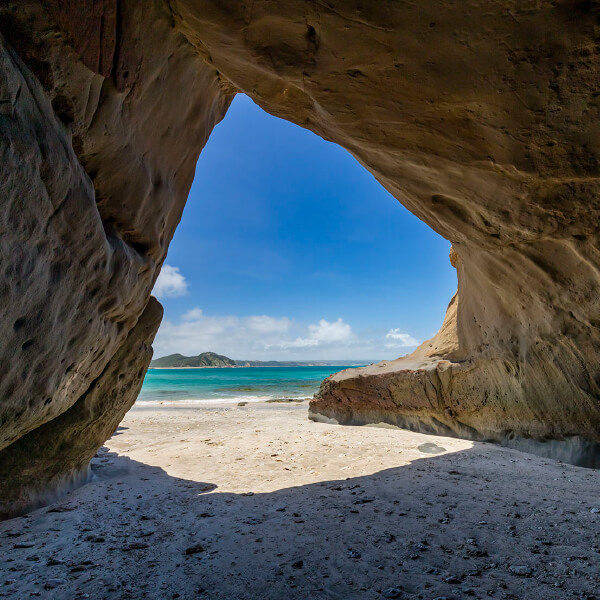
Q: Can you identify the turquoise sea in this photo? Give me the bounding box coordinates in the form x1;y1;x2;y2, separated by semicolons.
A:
137;365;362;404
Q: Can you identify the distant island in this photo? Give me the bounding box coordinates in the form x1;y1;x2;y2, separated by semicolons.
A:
150;352;236;368
150;352;367;368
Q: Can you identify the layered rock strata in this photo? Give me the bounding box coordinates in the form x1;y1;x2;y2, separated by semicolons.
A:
1;0;600;515
310;272;600;467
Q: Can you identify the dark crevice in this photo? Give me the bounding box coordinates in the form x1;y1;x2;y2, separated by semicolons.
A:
101;218;151;258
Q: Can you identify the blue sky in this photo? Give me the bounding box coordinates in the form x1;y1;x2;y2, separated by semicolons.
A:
152;94;456;360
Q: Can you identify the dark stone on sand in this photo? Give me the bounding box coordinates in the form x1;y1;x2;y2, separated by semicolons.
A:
122;542;150;551
417;443;447;454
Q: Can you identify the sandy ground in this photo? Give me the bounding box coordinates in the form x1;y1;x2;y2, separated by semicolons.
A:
1;402;599;600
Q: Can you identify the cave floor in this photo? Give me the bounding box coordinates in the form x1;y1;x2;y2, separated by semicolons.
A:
1;403;599;600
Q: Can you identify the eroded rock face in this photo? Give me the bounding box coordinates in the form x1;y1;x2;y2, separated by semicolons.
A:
0;0;231;514
310;247;600;465
1;0;600;515
0;298;162;519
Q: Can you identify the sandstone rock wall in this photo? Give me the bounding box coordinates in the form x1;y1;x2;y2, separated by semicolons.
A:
0;0;232;513
0;298;163;519
1;0;600;515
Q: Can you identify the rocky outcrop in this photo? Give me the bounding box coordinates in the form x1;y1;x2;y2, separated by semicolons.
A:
310;280;600;466
1;1;600;515
311;248;600;466
0;298;162;519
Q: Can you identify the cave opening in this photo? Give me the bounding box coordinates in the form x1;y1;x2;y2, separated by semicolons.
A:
145;93;457;406
4;6;600;597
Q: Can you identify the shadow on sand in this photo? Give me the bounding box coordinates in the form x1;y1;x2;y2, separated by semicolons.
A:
111;426;130;437
1;444;599;600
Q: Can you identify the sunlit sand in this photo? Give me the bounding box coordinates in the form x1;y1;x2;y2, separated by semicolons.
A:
1;403;598;599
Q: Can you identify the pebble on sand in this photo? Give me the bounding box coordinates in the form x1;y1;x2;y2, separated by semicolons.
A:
185;544;205;555
509;565;533;577
44;579;67;590
122;542;149;551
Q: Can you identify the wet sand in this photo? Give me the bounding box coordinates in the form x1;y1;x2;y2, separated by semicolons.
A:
1;402;599;599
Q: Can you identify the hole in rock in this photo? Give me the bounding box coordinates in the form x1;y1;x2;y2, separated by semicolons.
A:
21;339;34;351
143;94;456;406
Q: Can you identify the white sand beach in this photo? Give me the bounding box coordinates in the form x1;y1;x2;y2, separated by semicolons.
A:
1;402;599;599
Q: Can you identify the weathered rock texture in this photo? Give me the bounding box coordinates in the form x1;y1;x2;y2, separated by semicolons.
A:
0;0;232;515
1;1;600;513
0;298;162;519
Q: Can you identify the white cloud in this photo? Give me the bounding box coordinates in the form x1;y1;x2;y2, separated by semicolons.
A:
263;318;352;351
271;337;320;349
154;308;295;358
385;328;420;347
308;318;353;342
182;307;203;321
153;265;189;298
153;309;420;361
245;315;292;334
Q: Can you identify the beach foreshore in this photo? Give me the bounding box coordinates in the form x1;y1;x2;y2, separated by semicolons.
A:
1;403;599;599
135;397;311;407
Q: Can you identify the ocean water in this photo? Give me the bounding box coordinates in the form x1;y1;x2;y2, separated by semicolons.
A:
137;365;362;404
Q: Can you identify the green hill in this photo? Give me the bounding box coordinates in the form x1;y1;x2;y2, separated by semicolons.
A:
150;352;236;368
151;352;368;368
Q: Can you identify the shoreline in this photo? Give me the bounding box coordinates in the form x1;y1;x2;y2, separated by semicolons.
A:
147;364;367;369
134;398;311;409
